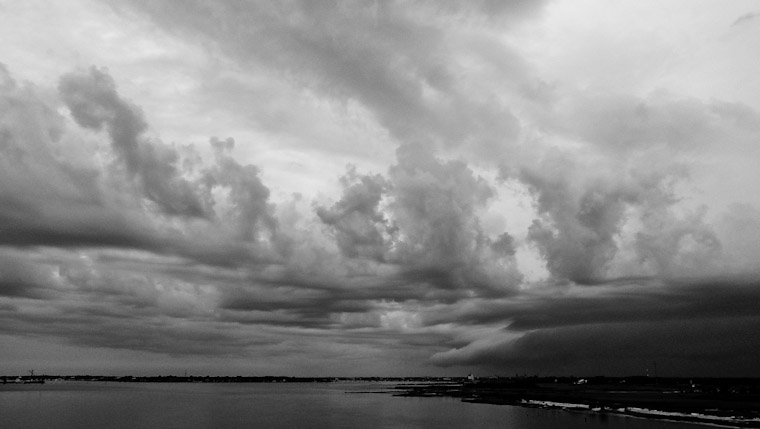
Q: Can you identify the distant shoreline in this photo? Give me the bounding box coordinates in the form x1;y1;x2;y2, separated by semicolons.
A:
1;375;453;384
393;377;760;429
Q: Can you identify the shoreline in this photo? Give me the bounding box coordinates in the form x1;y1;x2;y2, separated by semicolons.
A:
464;399;760;428
393;378;760;428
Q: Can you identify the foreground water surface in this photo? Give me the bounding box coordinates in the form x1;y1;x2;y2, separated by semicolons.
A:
0;382;708;428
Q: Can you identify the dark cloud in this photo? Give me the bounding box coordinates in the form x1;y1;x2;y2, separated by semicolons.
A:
0;246;263;357
1;64;282;271
0;196;163;250
0;304;265;357
0;252;57;300
434;316;760;377
59;67;208;218
3;0;760;377
0;66;268;272
431;276;760;376
514;277;760;330
0;66;167;251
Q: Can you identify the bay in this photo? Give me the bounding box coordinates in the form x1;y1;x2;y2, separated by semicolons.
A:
0;382;707;428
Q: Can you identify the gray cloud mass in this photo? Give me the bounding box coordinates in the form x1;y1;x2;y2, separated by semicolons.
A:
1;0;760;376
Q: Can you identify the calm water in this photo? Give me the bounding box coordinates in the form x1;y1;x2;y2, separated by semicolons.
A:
0;382;707;428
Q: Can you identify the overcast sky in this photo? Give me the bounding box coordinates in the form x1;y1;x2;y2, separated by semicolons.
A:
1;0;760;377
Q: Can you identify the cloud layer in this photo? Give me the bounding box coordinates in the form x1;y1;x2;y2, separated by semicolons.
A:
1;0;760;376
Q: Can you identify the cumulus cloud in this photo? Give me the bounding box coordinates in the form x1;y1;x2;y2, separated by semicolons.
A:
318;142;522;300
203;137;277;242
502;87;760;283
0;63;286;358
1;64;280;267
0;64;165;251
59;67;208;218
3;0;760;377
317;167;390;261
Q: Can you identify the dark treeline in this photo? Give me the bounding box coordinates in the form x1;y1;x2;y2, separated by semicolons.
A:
1;375;465;383
3;374;760;388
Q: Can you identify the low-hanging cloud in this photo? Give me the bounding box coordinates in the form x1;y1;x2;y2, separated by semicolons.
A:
431;276;760;376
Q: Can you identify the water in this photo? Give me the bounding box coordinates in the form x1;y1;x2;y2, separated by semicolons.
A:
0;382;707;428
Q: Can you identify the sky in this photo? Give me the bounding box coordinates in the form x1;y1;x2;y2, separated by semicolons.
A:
1;0;760;377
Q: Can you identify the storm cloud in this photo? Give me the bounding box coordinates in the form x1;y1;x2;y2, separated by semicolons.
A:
1;0;760;376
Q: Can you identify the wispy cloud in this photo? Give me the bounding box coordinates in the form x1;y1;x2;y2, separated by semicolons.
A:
733;12;759;27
